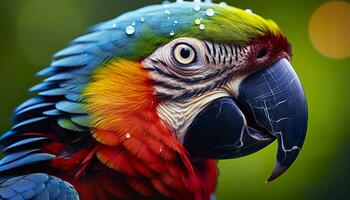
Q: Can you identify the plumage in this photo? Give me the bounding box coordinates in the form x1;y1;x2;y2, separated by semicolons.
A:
0;174;79;200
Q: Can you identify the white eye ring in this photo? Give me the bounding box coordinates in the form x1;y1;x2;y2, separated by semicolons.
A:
173;44;196;65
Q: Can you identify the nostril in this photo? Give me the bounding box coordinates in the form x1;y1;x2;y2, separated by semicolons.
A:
257;48;268;59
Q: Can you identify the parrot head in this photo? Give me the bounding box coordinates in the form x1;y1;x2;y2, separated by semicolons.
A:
25;1;308;198
82;1;307;182
83;1;307;182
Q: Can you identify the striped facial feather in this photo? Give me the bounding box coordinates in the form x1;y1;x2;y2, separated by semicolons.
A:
142;37;251;101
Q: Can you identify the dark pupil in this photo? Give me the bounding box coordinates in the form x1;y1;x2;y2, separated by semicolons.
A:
257;48;267;58
180;47;191;59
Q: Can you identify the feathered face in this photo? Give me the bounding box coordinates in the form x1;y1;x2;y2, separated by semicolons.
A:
143;35;290;140
136;5;305;182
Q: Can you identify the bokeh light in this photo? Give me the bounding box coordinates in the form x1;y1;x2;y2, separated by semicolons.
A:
309;1;350;59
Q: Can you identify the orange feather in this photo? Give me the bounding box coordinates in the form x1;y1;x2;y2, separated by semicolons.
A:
82;59;217;199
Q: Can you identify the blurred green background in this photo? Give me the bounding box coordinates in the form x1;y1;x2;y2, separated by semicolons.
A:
0;0;349;199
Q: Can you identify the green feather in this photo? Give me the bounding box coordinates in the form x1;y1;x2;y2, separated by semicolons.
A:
114;2;282;60
58;118;87;132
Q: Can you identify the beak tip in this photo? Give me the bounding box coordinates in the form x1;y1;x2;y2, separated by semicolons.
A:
266;161;287;182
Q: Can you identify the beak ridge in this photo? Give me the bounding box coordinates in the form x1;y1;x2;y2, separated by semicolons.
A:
237;58;308;181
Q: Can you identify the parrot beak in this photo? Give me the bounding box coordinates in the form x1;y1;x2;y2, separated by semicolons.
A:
184;58;308;182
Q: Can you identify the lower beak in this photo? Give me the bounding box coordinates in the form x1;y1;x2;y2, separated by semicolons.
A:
184;58;308;181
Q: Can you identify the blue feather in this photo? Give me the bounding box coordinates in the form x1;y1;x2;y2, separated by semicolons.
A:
42;109;62;116
65;85;84;93
0;153;55;172
0;174;79;200
44;73;75;82
24;174;49;184
3;138;47;152
15;98;44;112
12;117;48;130
72;31;102;43
15;103;55;116
0;185;16;198
65;93;82;102
0;150;38;166
0;131;16;140
53;44;86;59
51;54;93;68
38;88;66;96
11;179;37;193
55;101;85;114
36;67;57;76
59;77;90;89
29;82;56;92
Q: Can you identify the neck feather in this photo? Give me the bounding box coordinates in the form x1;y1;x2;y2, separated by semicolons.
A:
83;59;217;199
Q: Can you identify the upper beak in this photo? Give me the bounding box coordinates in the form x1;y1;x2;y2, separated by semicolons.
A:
183;58;308;181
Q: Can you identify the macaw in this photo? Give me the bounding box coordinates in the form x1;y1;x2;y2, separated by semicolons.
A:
0;0;308;200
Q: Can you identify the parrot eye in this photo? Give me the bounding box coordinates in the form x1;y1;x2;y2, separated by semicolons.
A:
173;44;197;65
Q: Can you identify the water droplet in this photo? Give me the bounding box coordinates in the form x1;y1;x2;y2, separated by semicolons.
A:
245;9;253;13
140;17;145;23
206;8;215;16
125;133;131;139
170;31;175;36
195;18;202;25
174;20;178;24
199;24;205;30
164;9;171;15
159;146;164;153
193;4;201;11
112;23;116;28
125;25;135;35
132;21;136;26
219;2;228;7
